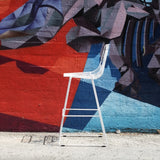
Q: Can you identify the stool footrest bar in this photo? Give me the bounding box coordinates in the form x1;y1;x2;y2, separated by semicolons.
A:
65;108;98;111
64;115;99;117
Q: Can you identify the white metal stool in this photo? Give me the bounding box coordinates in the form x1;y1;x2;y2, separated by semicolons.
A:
59;43;110;147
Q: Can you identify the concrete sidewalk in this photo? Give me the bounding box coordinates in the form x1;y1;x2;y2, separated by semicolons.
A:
0;132;159;160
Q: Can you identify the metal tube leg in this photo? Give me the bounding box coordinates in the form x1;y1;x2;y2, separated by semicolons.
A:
59;77;72;145
91;79;107;143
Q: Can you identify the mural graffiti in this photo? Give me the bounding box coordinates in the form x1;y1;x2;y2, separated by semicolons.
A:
0;0;160;132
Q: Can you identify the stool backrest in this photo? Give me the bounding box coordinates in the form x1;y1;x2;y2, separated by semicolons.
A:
100;43;110;69
93;43;110;79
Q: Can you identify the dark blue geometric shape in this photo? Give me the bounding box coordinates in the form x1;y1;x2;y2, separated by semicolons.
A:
134;54;160;108
64;81;111;130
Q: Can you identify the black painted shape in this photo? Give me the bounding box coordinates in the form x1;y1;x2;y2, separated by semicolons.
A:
0;113;59;132
16;61;49;74
0;55;13;65
124;19;136;67
115;54;160;108
0;55;48;74
19;36;43;48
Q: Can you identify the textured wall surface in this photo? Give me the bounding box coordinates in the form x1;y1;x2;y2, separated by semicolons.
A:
0;0;159;133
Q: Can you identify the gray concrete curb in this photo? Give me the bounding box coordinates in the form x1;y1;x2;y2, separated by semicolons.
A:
0;132;160;160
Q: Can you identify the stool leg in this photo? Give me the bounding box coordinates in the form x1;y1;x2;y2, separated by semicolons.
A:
91;79;107;143
59;77;72;145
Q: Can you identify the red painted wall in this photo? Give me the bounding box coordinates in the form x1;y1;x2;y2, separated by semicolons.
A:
0;1;88;131
0;0;28;20
1;0;159;134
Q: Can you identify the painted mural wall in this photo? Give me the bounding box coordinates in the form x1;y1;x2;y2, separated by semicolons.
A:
0;0;159;133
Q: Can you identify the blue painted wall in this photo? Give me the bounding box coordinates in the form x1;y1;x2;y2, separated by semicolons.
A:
63;0;160;133
64;42;160;133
